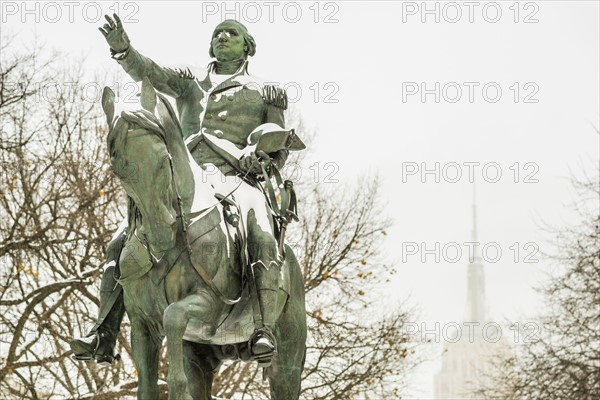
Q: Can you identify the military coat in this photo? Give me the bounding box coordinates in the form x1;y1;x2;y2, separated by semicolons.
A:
116;46;289;176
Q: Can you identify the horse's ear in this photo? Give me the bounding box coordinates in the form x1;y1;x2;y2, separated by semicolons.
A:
101;87;115;127
140;77;157;112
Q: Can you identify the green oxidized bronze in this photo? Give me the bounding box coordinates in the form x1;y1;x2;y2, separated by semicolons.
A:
70;14;307;400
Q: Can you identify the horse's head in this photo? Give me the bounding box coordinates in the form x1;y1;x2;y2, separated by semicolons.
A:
103;78;194;255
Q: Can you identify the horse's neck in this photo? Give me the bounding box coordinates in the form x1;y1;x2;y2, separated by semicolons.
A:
161;129;198;211
181;146;221;217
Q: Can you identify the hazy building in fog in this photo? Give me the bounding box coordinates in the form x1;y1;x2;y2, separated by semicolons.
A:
433;189;512;399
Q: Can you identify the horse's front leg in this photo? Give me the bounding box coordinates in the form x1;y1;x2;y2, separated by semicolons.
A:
164;292;220;400
130;318;162;400
183;342;222;400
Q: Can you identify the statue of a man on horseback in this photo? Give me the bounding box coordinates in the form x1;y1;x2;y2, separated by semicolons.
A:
70;15;307;395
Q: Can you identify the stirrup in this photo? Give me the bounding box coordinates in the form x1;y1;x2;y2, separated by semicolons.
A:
70;334;99;361
249;328;277;367
70;330;121;365
95;330;121;365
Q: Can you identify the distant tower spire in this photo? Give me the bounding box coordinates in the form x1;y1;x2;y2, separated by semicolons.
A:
471;182;477;244
465;181;486;322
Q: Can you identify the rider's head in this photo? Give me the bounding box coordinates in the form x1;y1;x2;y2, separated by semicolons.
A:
209;19;256;62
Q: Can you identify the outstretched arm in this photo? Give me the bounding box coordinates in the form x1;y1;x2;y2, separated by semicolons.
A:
99;14;188;98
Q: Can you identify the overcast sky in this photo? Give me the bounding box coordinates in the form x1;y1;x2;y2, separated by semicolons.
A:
3;1;599;397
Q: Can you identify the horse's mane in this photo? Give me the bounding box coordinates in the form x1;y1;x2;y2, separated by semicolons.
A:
126;195;142;240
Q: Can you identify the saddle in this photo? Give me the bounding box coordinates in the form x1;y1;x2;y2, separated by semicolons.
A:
178;191;292;346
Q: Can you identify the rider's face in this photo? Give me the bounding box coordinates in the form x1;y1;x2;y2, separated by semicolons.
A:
211;23;246;62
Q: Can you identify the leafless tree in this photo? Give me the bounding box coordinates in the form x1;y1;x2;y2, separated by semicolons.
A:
477;154;600;399
0;35;140;399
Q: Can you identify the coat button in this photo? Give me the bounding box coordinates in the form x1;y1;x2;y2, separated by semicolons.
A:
215;131;223;138
219;114;227;121
227;95;234;101
211;94;217;100
205;114;212;119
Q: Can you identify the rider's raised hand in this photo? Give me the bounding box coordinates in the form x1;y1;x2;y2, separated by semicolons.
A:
98;14;130;53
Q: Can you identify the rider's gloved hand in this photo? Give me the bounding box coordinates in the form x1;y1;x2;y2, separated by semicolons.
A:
99;14;130;53
239;150;271;176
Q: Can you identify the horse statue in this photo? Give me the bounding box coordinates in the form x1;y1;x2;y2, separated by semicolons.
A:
101;79;307;400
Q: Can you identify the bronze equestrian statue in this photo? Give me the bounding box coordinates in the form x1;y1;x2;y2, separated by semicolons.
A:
70;15;307;400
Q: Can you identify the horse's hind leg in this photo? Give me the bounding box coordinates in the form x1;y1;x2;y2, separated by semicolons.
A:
183;342;221;400
164;292;222;400
266;245;307;400
267;299;307;399
130;319;162;400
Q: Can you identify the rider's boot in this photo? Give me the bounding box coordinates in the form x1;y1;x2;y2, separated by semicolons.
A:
70;263;126;364
70;230;126;365
249;256;283;366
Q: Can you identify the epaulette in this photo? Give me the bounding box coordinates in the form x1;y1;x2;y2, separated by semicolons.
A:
262;85;288;110
175;67;195;80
